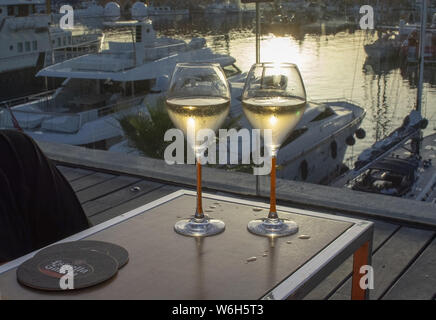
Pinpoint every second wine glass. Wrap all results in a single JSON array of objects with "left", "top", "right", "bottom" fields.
[
  {"left": 166, "top": 63, "right": 230, "bottom": 237},
  {"left": 242, "top": 62, "right": 307, "bottom": 237}
]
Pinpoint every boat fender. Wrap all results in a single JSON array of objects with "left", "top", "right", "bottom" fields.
[
  {"left": 300, "top": 160, "right": 308, "bottom": 181},
  {"left": 346, "top": 136, "right": 356, "bottom": 146},
  {"left": 355, "top": 128, "right": 366, "bottom": 139},
  {"left": 330, "top": 141, "right": 338, "bottom": 159},
  {"left": 419, "top": 119, "right": 428, "bottom": 130},
  {"left": 402, "top": 115, "right": 410, "bottom": 128}
]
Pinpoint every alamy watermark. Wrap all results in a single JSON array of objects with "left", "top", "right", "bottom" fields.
[
  {"left": 359, "top": 265, "right": 375, "bottom": 290},
  {"left": 59, "top": 5, "right": 74, "bottom": 30},
  {"left": 164, "top": 128, "right": 273, "bottom": 176},
  {"left": 59, "top": 264, "right": 74, "bottom": 290},
  {"left": 360, "top": 5, "right": 374, "bottom": 30}
]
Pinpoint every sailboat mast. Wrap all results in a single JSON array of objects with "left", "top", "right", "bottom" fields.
[
  {"left": 416, "top": 0, "right": 427, "bottom": 113},
  {"left": 46, "top": 0, "right": 51, "bottom": 14},
  {"left": 413, "top": 0, "right": 427, "bottom": 157}
]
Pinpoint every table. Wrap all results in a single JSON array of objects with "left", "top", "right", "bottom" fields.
[{"left": 0, "top": 190, "right": 373, "bottom": 300}]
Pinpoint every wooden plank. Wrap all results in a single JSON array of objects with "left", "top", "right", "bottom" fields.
[
  {"left": 329, "top": 227, "right": 435, "bottom": 300},
  {"left": 81, "top": 179, "right": 163, "bottom": 218},
  {"left": 70, "top": 172, "right": 116, "bottom": 192},
  {"left": 76, "top": 175, "right": 142, "bottom": 204},
  {"left": 89, "top": 185, "right": 179, "bottom": 226},
  {"left": 383, "top": 237, "right": 436, "bottom": 300},
  {"left": 304, "top": 221, "right": 399, "bottom": 300},
  {"left": 56, "top": 165, "right": 94, "bottom": 182}
]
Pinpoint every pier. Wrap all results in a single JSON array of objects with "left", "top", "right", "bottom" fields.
[{"left": 37, "top": 140, "right": 436, "bottom": 300}]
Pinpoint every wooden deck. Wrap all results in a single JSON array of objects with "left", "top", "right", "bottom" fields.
[{"left": 57, "top": 164, "right": 436, "bottom": 300}]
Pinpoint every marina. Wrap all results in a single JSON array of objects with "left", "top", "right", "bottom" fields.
[{"left": 0, "top": 0, "right": 435, "bottom": 302}]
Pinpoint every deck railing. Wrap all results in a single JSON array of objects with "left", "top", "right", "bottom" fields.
[{"left": 0, "top": 95, "right": 145, "bottom": 134}]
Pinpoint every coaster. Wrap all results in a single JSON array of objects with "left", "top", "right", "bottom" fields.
[
  {"left": 17, "top": 250, "right": 118, "bottom": 291},
  {"left": 36, "top": 241, "right": 129, "bottom": 269}
]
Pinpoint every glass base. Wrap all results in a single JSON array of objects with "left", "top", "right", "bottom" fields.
[
  {"left": 174, "top": 216, "right": 225, "bottom": 237},
  {"left": 247, "top": 217, "right": 298, "bottom": 237}
]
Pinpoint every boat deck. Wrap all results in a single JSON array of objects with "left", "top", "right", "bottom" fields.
[
  {"left": 399, "top": 134, "right": 436, "bottom": 203},
  {"left": 56, "top": 164, "right": 436, "bottom": 300}
]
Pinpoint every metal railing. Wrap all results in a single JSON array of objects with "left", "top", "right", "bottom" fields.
[
  {"left": 1, "top": 95, "right": 144, "bottom": 134},
  {"left": 0, "top": 90, "right": 56, "bottom": 108}
]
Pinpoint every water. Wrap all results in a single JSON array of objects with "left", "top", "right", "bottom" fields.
[
  {"left": 153, "top": 14, "right": 436, "bottom": 165},
  {"left": 9, "top": 12, "right": 433, "bottom": 170}
]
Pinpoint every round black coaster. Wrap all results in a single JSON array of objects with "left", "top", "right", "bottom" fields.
[
  {"left": 17, "top": 250, "right": 118, "bottom": 291},
  {"left": 36, "top": 241, "right": 129, "bottom": 269}
]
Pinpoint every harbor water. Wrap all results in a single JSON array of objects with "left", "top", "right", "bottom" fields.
[
  {"left": 3, "top": 12, "right": 436, "bottom": 169},
  {"left": 151, "top": 14, "right": 436, "bottom": 166}
]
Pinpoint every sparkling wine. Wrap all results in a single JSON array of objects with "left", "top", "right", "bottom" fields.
[
  {"left": 242, "top": 96, "right": 307, "bottom": 153},
  {"left": 166, "top": 96, "right": 230, "bottom": 152}
]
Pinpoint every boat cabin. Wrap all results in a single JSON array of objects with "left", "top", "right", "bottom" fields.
[{"left": 0, "top": 0, "right": 42, "bottom": 20}]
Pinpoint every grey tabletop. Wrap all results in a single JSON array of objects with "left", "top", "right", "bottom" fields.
[{"left": 0, "top": 190, "right": 373, "bottom": 300}]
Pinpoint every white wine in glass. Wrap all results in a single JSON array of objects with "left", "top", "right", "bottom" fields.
[
  {"left": 242, "top": 63, "right": 307, "bottom": 237},
  {"left": 166, "top": 63, "right": 230, "bottom": 237}
]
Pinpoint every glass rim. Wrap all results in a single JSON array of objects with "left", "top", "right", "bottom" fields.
[{"left": 175, "top": 62, "right": 222, "bottom": 68}]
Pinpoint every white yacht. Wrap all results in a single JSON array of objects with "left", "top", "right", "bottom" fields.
[
  {"left": 0, "top": 2, "right": 237, "bottom": 148},
  {"left": 147, "top": 6, "right": 189, "bottom": 16},
  {"left": 112, "top": 71, "right": 366, "bottom": 184},
  {"left": 73, "top": 1, "right": 104, "bottom": 18},
  {"left": 205, "top": 1, "right": 242, "bottom": 14},
  {"left": 225, "top": 76, "right": 366, "bottom": 184},
  {"left": 0, "top": 0, "right": 101, "bottom": 99}
]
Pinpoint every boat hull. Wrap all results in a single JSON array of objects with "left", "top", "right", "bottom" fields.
[{"left": 277, "top": 101, "right": 365, "bottom": 184}]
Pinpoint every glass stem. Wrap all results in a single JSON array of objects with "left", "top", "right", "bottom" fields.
[
  {"left": 268, "top": 156, "right": 278, "bottom": 220},
  {"left": 195, "top": 159, "right": 204, "bottom": 219}
]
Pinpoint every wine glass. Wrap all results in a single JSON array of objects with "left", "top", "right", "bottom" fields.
[
  {"left": 166, "top": 63, "right": 231, "bottom": 237},
  {"left": 242, "top": 62, "right": 307, "bottom": 237}
]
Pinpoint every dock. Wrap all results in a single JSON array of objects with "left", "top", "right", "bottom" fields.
[{"left": 35, "top": 139, "right": 436, "bottom": 300}]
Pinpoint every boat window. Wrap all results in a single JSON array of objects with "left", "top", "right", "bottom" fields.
[
  {"left": 9, "top": 45, "right": 13, "bottom": 51},
  {"left": 17, "top": 42, "right": 23, "bottom": 53},
  {"left": 0, "top": 8, "right": 3, "bottom": 14},
  {"left": 58, "top": 38, "right": 61, "bottom": 47},
  {"left": 32, "top": 41, "right": 37, "bottom": 51},
  {"left": 310, "top": 106, "right": 335, "bottom": 122},
  {"left": 223, "top": 64, "right": 241, "bottom": 78},
  {"left": 281, "top": 127, "right": 309, "bottom": 148},
  {"left": 25, "top": 41, "right": 30, "bottom": 52},
  {"left": 133, "top": 80, "right": 151, "bottom": 94},
  {"left": 18, "top": 4, "right": 29, "bottom": 17},
  {"left": 7, "top": 6, "right": 13, "bottom": 16},
  {"left": 63, "top": 37, "right": 66, "bottom": 46}
]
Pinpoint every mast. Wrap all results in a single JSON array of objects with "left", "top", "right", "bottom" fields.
[
  {"left": 416, "top": 0, "right": 427, "bottom": 113},
  {"left": 46, "top": 0, "right": 51, "bottom": 14},
  {"left": 414, "top": 0, "right": 427, "bottom": 156}
]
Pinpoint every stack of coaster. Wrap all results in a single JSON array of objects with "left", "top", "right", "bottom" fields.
[{"left": 16, "top": 241, "right": 129, "bottom": 291}]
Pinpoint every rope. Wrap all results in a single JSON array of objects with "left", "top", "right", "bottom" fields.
[{"left": 4, "top": 103, "right": 23, "bottom": 132}]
